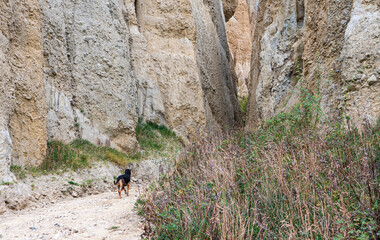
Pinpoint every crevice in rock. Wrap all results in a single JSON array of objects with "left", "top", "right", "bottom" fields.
[
  {"left": 296, "top": 0, "right": 305, "bottom": 27},
  {"left": 134, "top": 0, "right": 138, "bottom": 19}
]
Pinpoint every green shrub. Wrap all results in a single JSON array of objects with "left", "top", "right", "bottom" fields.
[
  {"left": 10, "top": 165, "right": 27, "bottom": 179},
  {"left": 136, "top": 119, "right": 178, "bottom": 151}
]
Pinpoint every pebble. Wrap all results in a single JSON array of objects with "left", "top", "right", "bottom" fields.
[{"left": 367, "top": 75, "right": 377, "bottom": 85}]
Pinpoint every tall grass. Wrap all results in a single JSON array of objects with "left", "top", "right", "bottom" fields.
[{"left": 136, "top": 89, "right": 380, "bottom": 239}]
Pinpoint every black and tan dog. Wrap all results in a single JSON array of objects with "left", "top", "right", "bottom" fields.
[{"left": 114, "top": 169, "right": 131, "bottom": 198}]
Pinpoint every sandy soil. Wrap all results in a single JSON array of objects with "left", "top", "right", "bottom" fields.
[
  {"left": 0, "top": 187, "right": 144, "bottom": 240},
  {"left": 0, "top": 158, "right": 174, "bottom": 240}
]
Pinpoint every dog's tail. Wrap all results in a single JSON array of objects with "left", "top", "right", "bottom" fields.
[{"left": 114, "top": 179, "right": 119, "bottom": 185}]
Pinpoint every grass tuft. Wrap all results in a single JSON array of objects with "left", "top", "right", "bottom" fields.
[
  {"left": 136, "top": 119, "right": 178, "bottom": 152},
  {"left": 238, "top": 95, "right": 249, "bottom": 125}
]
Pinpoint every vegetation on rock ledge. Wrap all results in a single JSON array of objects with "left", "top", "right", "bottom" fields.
[{"left": 11, "top": 120, "right": 181, "bottom": 179}]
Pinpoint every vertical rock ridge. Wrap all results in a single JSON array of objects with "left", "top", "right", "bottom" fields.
[
  {"left": 226, "top": 0, "right": 252, "bottom": 96},
  {"left": 4, "top": 0, "right": 47, "bottom": 167}
]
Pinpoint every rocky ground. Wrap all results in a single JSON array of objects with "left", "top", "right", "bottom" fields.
[
  {"left": 0, "top": 158, "right": 172, "bottom": 239},
  {"left": 0, "top": 190, "right": 143, "bottom": 240}
]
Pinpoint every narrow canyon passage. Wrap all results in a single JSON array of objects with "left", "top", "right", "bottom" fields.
[{"left": 0, "top": 0, "right": 379, "bottom": 238}]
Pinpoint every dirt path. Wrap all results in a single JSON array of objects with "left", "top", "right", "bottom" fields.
[{"left": 0, "top": 187, "right": 144, "bottom": 240}]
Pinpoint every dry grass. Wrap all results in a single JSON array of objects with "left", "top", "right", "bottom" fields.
[{"left": 136, "top": 93, "right": 379, "bottom": 240}]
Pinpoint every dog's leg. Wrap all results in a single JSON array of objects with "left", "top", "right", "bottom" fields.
[
  {"left": 127, "top": 182, "right": 130, "bottom": 196},
  {"left": 123, "top": 186, "right": 127, "bottom": 195},
  {"left": 118, "top": 183, "right": 122, "bottom": 198}
]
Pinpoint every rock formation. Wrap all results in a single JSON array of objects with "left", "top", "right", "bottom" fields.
[
  {"left": 1, "top": 0, "right": 47, "bottom": 181},
  {"left": 226, "top": 0, "right": 252, "bottom": 96},
  {"left": 132, "top": 0, "right": 241, "bottom": 143},
  {"left": 43, "top": 0, "right": 139, "bottom": 154},
  {"left": 0, "top": 0, "right": 240, "bottom": 182},
  {"left": 4, "top": 0, "right": 378, "bottom": 185},
  {"left": 246, "top": 0, "right": 380, "bottom": 128}
]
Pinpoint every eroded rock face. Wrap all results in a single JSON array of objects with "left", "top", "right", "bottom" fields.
[
  {"left": 226, "top": 0, "right": 252, "bottom": 96},
  {"left": 133, "top": 0, "right": 241, "bottom": 142},
  {"left": 0, "top": 0, "right": 47, "bottom": 181},
  {"left": 43, "top": 0, "right": 139, "bottom": 152},
  {"left": 0, "top": 0, "right": 240, "bottom": 180},
  {"left": 133, "top": 0, "right": 207, "bottom": 143},
  {"left": 247, "top": 0, "right": 380, "bottom": 127},
  {"left": 339, "top": 1, "right": 380, "bottom": 127}
]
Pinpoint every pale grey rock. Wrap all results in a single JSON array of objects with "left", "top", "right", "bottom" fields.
[
  {"left": 247, "top": 0, "right": 380, "bottom": 128},
  {"left": 129, "top": 24, "right": 167, "bottom": 126},
  {"left": 0, "top": 5, "right": 15, "bottom": 182},
  {"left": 191, "top": 0, "right": 242, "bottom": 129},
  {"left": 42, "top": 0, "right": 139, "bottom": 152},
  {"left": 137, "top": 78, "right": 167, "bottom": 126},
  {"left": 1, "top": 184, "right": 33, "bottom": 210},
  {"left": 71, "top": 191, "right": 78, "bottom": 198},
  {"left": 0, "top": 129, "right": 16, "bottom": 183},
  {"left": 133, "top": 0, "right": 241, "bottom": 143},
  {"left": 339, "top": 0, "right": 380, "bottom": 126},
  {"left": 0, "top": 0, "right": 241, "bottom": 178},
  {"left": 45, "top": 82, "right": 76, "bottom": 143},
  {"left": 367, "top": 75, "right": 378, "bottom": 85}
]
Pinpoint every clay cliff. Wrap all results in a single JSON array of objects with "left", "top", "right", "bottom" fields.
[
  {"left": 1, "top": 0, "right": 379, "bottom": 183},
  {"left": 0, "top": 0, "right": 240, "bottom": 182},
  {"left": 1, "top": 1, "right": 47, "bottom": 181},
  {"left": 246, "top": 0, "right": 380, "bottom": 128},
  {"left": 226, "top": 0, "right": 252, "bottom": 96},
  {"left": 132, "top": 0, "right": 241, "bottom": 143}
]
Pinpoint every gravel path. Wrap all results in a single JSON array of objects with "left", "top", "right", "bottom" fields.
[{"left": 0, "top": 188, "right": 144, "bottom": 240}]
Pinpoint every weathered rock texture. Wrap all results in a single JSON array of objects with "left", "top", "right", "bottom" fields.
[
  {"left": 0, "top": 0, "right": 240, "bottom": 181},
  {"left": 132, "top": 0, "right": 241, "bottom": 143},
  {"left": 223, "top": 0, "right": 239, "bottom": 21},
  {"left": 226, "top": 0, "right": 252, "bottom": 96},
  {"left": 1, "top": 0, "right": 47, "bottom": 182},
  {"left": 42, "top": 0, "right": 139, "bottom": 153},
  {"left": 246, "top": 0, "right": 380, "bottom": 128}
]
